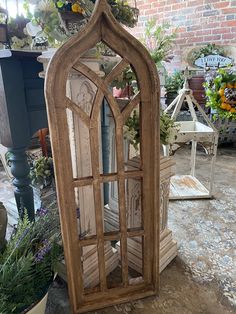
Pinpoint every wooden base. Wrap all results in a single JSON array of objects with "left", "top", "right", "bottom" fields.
[
  {"left": 116, "top": 229, "right": 177, "bottom": 274},
  {"left": 170, "top": 175, "right": 211, "bottom": 200}
]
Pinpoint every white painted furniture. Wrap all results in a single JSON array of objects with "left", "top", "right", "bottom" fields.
[{"left": 164, "top": 68, "right": 218, "bottom": 200}]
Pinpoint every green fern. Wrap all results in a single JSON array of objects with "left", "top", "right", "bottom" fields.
[{"left": 0, "top": 204, "right": 62, "bottom": 313}]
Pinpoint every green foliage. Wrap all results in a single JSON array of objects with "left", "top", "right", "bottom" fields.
[
  {"left": 23, "top": 0, "right": 33, "bottom": 19},
  {"left": 165, "top": 70, "right": 184, "bottom": 93},
  {"left": 33, "top": 0, "right": 68, "bottom": 44},
  {"left": 204, "top": 68, "right": 236, "bottom": 121},
  {"left": 124, "top": 110, "right": 140, "bottom": 150},
  {"left": 0, "top": 206, "right": 62, "bottom": 314},
  {"left": 160, "top": 111, "right": 177, "bottom": 145},
  {"left": 190, "top": 43, "right": 226, "bottom": 63},
  {"left": 30, "top": 156, "right": 54, "bottom": 188},
  {"left": 124, "top": 110, "right": 177, "bottom": 148},
  {"left": 108, "top": 0, "right": 139, "bottom": 28},
  {"left": 111, "top": 67, "right": 138, "bottom": 96},
  {"left": 141, "top": 19, "right": 177, "bottom": 65}
]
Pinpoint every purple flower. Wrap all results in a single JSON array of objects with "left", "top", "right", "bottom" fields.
[
  {"left": 36, "top": 208, "right": 48, "bottom": 217},
  {"left": 35, "top": 239, "right": 52, "bottom": 263}
]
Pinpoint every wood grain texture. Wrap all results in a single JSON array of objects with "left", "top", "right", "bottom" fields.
[{"left": 44, "top": 0, "right": 160, "bottom": 312}]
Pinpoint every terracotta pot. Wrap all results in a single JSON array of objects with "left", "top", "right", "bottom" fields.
[{"left": 189, "top": 75, "right": 206, "bottom": 106}]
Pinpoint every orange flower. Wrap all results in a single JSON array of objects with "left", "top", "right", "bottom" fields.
[
  {"left": 221, "top": 96, "right": 227, "bottom": 102},
  {"left": 227, "top": 83, "right": 234, "bottom": 88},
  {"left": 220, "top": 103, "right": 228, "bottom": 110},
  {"left": 226, "top": 104, "right": 232, "bottom": 111},
  {"left": 218, "top": 88, "right": 225, "bottom": 96},
  {"left": 230, "top": 108, "right": 236, "bottom": 113}
]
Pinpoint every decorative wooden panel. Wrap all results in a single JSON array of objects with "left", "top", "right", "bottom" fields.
[{"left": 45, "top": 0, "right": 160, "bottom": 312}]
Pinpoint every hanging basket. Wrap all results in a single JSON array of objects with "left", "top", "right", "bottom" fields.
[{"left": 58, "top": 11, "right": 87, "bottom": 35}]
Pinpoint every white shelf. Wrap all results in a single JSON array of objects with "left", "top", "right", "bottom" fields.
[{"left": 169, "top": 175, "right": 212, "bottom": 200}]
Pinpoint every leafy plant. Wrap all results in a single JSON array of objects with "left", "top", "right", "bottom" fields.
[
  {"left": 111, "top": 66, "right": 138, "bottom": 98},
  {"left": 141, "top": 19, "right": 177, "bottom": 66},
  {"left": 32, "top": 0, "right": 68, "bottom": 44},
  {"left": 160, "top": 111, "right": 178, "bottom": 145},
  {"left": 124, "top": 110, "right": 140, "bottom": 150},
  {"left": 165, "top": 70, "right": 184, "bottom": 94},
  {"left": 0, "top": 205, "right": 62, "bottom": 314},
  {"left": 124, "top": 110, "right": 178, "bottom": 148},
  {"left": 30, "top": 156, "right": 54, "bottom": 188},
  {"left": 204, "top": 67, "right": 236, "bottom": 121},
  {"left": 108, "top": 0, "right": 139, "bottom": 28}
]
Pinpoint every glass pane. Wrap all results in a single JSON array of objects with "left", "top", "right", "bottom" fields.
[
  {"left": 103, "top": 181, "right": 120, "bottom": 232},
  {"left": 126, "top": 177, "right": 143, "bottom": 230},
  {"left": 67, "top": 72, "right": 97, "bottom": 117},
  {"left": 75, "top": 186, "right": 96, "bottom": 239},
  {"left": 82, "top": 245, "right": 99, "bottom": 290},
  {"left": 100, "top": 101, "right": 117, "bottom": 175},
  {"left": 127, "top": 236, "right": 143, "bottom": 284},
  {"left": 66, "top": 108, "right": 92, "bottom": 178},
  {"left": 105, "top": 241, "right": 121, "bottom": 289}
]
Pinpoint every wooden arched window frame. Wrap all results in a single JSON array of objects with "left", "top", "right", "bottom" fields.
[{"left": 45, "top": 0, "right": 160, "bottom": 312}]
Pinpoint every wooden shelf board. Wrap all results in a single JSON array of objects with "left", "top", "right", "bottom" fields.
[{"left": 169, "top": 175, "right": 212, "bottom": 200}]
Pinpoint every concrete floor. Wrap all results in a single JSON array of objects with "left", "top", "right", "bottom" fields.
[{"left": 1, "top": 146, "right": 236, "bottom": 313}]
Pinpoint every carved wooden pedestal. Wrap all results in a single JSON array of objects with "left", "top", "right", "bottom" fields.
[{"left": 105, "top": 156, "right": 177, "bottom": 273}]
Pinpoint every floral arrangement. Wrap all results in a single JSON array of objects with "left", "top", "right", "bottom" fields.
[
  {"left": 30, "top": 156, "right": 54, "bottom": 188},
  {"left": 55, "top": 0, "right": 139, "bottom": 27},
  {"left": 0, "top": 205, "right": 62, "bottom": 314},
  {"left": 24, "top": 0, "right": 138, "bottom": 45},
  {"left": 204, "top": 68, "right": 236, "bottom": 120}
]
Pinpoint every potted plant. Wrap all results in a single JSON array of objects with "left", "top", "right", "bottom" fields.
[
  {"left": 7, "top": 15, "right": 32, "bottom": 49},
  {"left": 164, "top": 70, "right": 184, "bottom": 106},
  {"left": 29, "top": 156, "right": 55, "bottom": 210},
  {"left": 111, "top": 66, "right": 138, "bottom": 100},
  {"left": 0, "top": 205, "right": 62, "bottom": 314}
]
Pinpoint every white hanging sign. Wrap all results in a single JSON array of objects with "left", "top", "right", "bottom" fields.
[{"left": 194, "top": 54, "right": 232, "bottom": 68}]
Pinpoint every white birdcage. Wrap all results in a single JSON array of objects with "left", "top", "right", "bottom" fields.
[{"left": 164, "top": 68, "right": 218, "bottom": 200}]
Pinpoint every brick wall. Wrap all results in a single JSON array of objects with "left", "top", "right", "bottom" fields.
[{"left": 129, "top": 0, "right": 236, "bottom": 71}]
